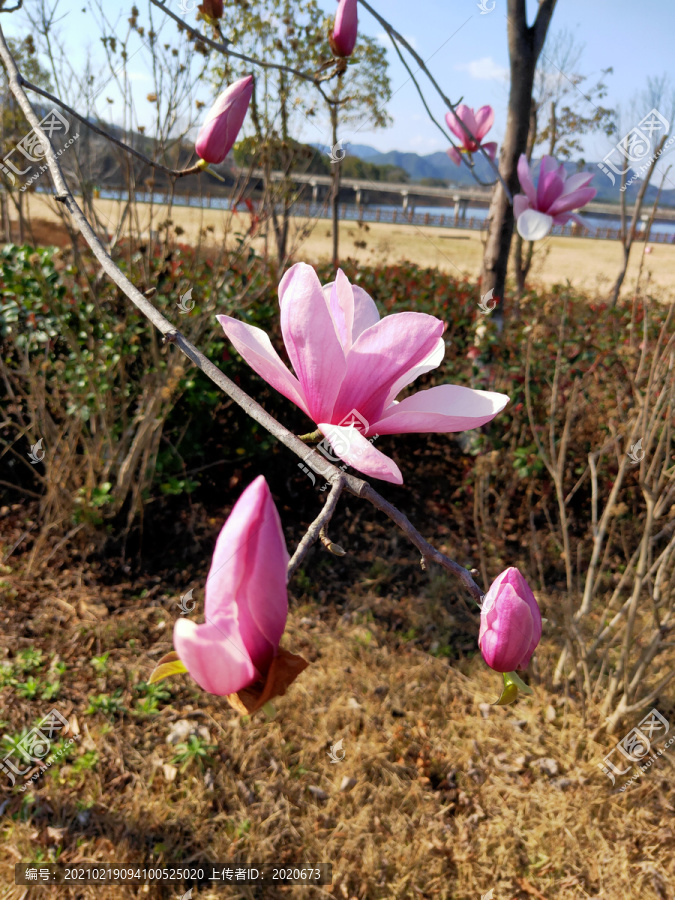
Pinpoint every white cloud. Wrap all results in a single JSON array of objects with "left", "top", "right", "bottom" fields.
[{"left": 455, "top": 56, "right": 508, "bottom": 81}]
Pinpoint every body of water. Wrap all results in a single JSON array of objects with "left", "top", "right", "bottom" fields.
[{"left": 58, "top": 188, "right": 675, "bottom": 241}]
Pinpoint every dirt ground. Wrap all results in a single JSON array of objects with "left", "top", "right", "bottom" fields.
[
  {"left": 17, "top": 193, "right": 675, "bottom": 300},
  {"left": 1, "top": 495, "right": 674, "bottom": 900}
]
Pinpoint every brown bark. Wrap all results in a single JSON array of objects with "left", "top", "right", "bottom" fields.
[
  {"left": 480, "top": 0, "right": 557, "bottom": 329},
  {"left": 330, "top": 101, "right": 340, "bottom": 265}
]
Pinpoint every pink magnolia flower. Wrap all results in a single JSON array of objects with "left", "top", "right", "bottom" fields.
[
  {"left": 218, "top": 264, "right": 509, "bottom": 485},
  {"left": 330, "top": 0, "right": 358, "bottom": 58},
  {"left": 173, "top": 476, "right": 290, "bottom": 696},
  {"left": 478, "top": 567, "right": 542, "bottom": 673},
  {"left": 514, "top": 154, "right": 596, "bottom": 241},
  {"left": 195, "top": 75, "right": 254, "bottom": 165},
  {"left": 446, "top": 104, "right": 497, "bottom": 166}
]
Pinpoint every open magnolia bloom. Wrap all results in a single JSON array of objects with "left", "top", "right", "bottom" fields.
[
  {"left": 514, "top": 154, "right": 596, "bottom": 241},
  {"left": 150, "top": 476, "right": 307, "bottom": 715},
  {"left": 445, "top": 104, "right": 498, "bottom": 165},
  {"left": 218, "top": 264, "right": 509, "bottom": 484}
]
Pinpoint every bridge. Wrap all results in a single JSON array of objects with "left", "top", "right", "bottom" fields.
[{"left": 238, "top": 168, "right": 675, "bottom": 223}]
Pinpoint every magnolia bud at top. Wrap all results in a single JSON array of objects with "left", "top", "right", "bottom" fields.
[
  {"left": 195, "top": 75, "right": 254, "bottom": 165},
  {"left": 330, "top": 0, "right": 358, "bottom": 58},
  {"left": 478, "top": 567, "right": 542, "bottom": 673}
]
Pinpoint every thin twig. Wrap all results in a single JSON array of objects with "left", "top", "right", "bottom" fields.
[
  {"left": 287, "top": 475, "right": 346, "bottom": 578},
  {"left": 358, "top": 0, "right": 512, "bottom": 201},
  {"left": 19, "top": 78, "right": 204, "bottom": 179},
  {"left": 147, "top": 0, "right": 331, "bottom": 103}
]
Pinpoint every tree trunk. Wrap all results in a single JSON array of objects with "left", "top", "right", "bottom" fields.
[
  {"left": 609, "top": 132, "right": 668, "bottom": 306},
  {"left": 513, "top": 102, "right": 538, "bottom": 297},
  {"left": 272, "top": 70, "right": 290, "bottom": 265},
  {"left": 480, "top": 0, "right": 557, "bottom": 329},
  {"left": 330, "top": 101, "right": 340, "bottom": 266}
]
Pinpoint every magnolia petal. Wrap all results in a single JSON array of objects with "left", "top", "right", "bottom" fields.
[
  {"left": 279, "top": 263, "right": 346, "bottom": 423},
  {"left": 332, "top": 0, "right": 358, "bottom": 57},
  {"left": 479, "top": 583, "right": 534, "bottom": 673},
  {"left": 559, "top": 171, "right": 595, "bottom": 196},
  {"left": 546, "top": 186, "right": 597, "bottom": 217},
  {"left": 517, "top": 209, "right": 554, "bottom": 241},
  {"left": 446, "top": 146, "right": 462, "bottom": 166},
  {"left": 317, "top": 423, "right": 403, "bottom": 483},
  {"left": 517, "top": 154, "right": 537, "bottom": 206},
  {"left": 537, "top": 169, "right": 565, "bottom": 212},
  {"left": 474, "top": 105, "right": 494, "bottom": 141},
  {"left": 204, "top": 477, "right": 287, "bottom": 672},
  {"left": 382, "top": 336, "right": 446, "bottom": 407},
  {"left": 513, "top": 193, "right": 530, "bottom": 222},
  {"left": 333, "top": 311, "right": 445, "bottom": 425},
  {"left": 328, "top": 269, "right": 355, "bottom": 350},
  {"left": 351, "top": 284, "right": 381, "bottom": 339},
  {"left": 217, "top": 315, "right": 310, "bottom": 417},
  {"left": 481, "top": 141, "right": 498, "bottom": 161},
  {"left": 173, "top": 617, "right": 261, "bottom": 696},
  {"left": 445, "top": 108, "right": 466, "bottom": 143},
  {"left": 371, "top": 384, "right": 509, "bottom": 435},
  {"left": 195, "top": 76, "right": 253, "bottom": 165}
]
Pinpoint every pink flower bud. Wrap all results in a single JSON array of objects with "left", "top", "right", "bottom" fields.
[
  {"left": 331, "top": 0, "right": 358, "bottom": 58},
  {"left": 478, "top": 567, "right": 542, "bottom": 672},
  {"left": 195, "top": 75, "right": 254, "bottom": 165}
]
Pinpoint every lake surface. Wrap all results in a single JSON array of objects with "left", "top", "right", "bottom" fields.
[{"left": 65, "top": 188, "right": 675, "bottom": 240}]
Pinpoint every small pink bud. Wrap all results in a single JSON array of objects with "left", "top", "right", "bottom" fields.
[
  {"left": 331, "top": 0, "right": 358, "bottom": 58},
  {"left": 478, "top": 567, "right": 542, "bottom": 672},
  {"left": 195, "top": 75, "right": 254, "bottom": 165}
]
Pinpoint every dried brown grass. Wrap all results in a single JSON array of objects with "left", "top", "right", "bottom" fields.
[{"left": 1, "top": 558, "right": 673, "bottom": 900}]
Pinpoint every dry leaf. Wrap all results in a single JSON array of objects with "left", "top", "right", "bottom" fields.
[
  {"left": 226, "top": 647, "right": 308, "bottom": 715},
  {"left": 148, "top": 651, "right": 188, "bottom": 684}
]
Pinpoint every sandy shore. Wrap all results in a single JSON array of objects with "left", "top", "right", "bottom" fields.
[{"left": 22, "top": 193, "right": 675, "bottom": 299}]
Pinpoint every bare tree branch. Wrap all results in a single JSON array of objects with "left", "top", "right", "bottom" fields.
[
  {"left": 18, "top": 77, "right": 204, "bottom": 179},
  {"left": 147, "top": 0, "right": 332, "bottom": 103}
]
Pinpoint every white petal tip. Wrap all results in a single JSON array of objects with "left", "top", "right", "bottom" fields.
[{"left": 517, "top": 210, "right": 554, "bottom": 242}]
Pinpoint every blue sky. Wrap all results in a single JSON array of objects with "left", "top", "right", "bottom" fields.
[{"left": 2, "top": 0, "right": 674, "bottom": 166}]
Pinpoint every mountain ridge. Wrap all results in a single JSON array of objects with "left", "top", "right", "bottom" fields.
[{"left": 315, "top": 142, "right": 675, "bottom": 207}]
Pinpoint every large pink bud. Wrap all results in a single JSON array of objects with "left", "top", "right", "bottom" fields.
[
  {"left": 478, "top": 567, "right": 542, "bottom": 672},
  {"left": 195, "top": 75, "right": 254, "bottom": 165},
  {"left": 330, "top": 0, "right": 358, "bottom": 58}
]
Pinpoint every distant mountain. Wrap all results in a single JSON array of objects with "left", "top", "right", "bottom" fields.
[
  {"left": 345, "top": 143, "right": 382, "bottom": 160},
  {"left": 345, "top": 145, "right": 675, "bottom": 208}
]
